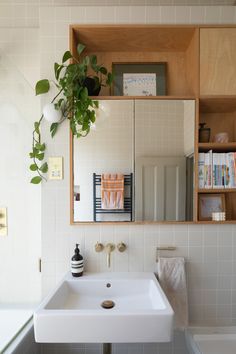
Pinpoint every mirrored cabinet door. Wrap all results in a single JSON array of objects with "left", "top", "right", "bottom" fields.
[
  {"left": 135, "top": 100, "right": 195, "bottom": 222},
  {"left": 73, "top": 100, "right": 134, "bottom": 222},
  {"left": 72, "top": 99, "right": 195, "bottom": 223}
]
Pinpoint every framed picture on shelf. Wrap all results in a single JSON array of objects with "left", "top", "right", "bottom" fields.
[
  {"left": 123, "top": 73, "right": 156, "bottom": 96},
  {"left": 198, "top": 193, "right": 226, "bottom": 221},
  {"left": 112, "top": 62, "right": 167, "bottom": 96}
]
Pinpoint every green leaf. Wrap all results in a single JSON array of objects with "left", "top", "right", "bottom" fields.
[
  {"left": 57, "top": 98, "right": 64, "bottom": 108},
  {"left": 40, "top": 162, "right": 48, "bottom": 173},
  {"left": 50, "top": 123, "right": 58, "bottom": 138},
  {"left": 31, "top": 176, "right": 42, "bottom": 184},
  {"left": 62, "top": 51, "right": 72, "bottom": 63},
  {"left": 77, "top": 43, "right": 86, "bottom": 56},
  {"left": 80, "top": 87, "right": 88, "bottom": 100},
  {"left": 54, "top": 62, "right": 60, "bottom": 77},
  {"left": 90, "top": 110, "right": 96, "bottom": 123},
  {"left": 83, "top": 55, "right": 90, "bottom": 66},
  {"left": 106, "top": 72, "right": 114, "bottom": 86},
  {"left": 54, "top": 64, "right": 64, "bottom": 80},
  {"left": 30, "top": 163, "right": 38, "bottom": 171},
  {"left": 35, "top": 143, "right": 46, "bottom": 151},
  {"left": 93, "top": 100, "right": 99, "bottom": 108},
  {"left": 35, "top": 79, "right": 50, "bottom": 96},
  {"left": 93, "top": 76, "right": 100, "bottom": 90},
  {"left": 90, "top": 55, "right": 97, "bottom": 66},
  {"left": 29, "top": 152, "right": 35, "bottom": 158},
  {"left": 99, "top": 66, "right": 107, "bottom": 75},
  {"left": 36, "top": 153, "right": 44, "bottom": 161}
]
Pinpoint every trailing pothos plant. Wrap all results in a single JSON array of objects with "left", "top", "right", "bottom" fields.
[{"left": 29, "top": 43, "right": 113, "bottom": 184}]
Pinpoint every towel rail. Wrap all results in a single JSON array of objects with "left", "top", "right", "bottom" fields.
[
  {"left": 93, "top": 173, "right": 133, "bottom": 222},
  {"left": 156, "top": 246, "right": 177, "bottom": 262},
  {"left": 156, "top": 246, "right": 176, "bottom": 251}
]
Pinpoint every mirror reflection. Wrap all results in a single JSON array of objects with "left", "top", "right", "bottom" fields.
[{"left": 72, "top": 99, "right": 195, "bottom": 223}]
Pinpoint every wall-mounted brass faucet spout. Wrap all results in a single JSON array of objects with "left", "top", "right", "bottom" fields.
[{"left": 105, "top": 243, "right": 115, "bottom": 268}]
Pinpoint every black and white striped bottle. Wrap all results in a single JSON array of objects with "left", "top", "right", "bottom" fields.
[{"left": 71, "top": 244, "right": 83, "bottom": 277}]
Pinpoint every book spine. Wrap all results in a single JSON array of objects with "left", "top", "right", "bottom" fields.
[
  {"left": 213, "top": 153, "right": 217, "bottom": 188},
  {"left": 204, "top": 152, "right": 209, "bottom": 188},
  {"left": 198, "top": 153, "right": 205, "bottom": 189},
  {"left": 225, "top": 153, "right": 230, "bottom": 188}
]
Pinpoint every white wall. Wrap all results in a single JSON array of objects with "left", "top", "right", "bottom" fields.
[
  {"left": 0, "top": 43, "right": 41, "bottom": 304},
  {"left": 1, "top": 3, "right": 236, "bottom": 354}
]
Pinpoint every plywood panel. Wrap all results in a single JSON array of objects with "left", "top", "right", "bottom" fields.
[
  {"left": 87, "top": 51, "right": 190, "bottom": 96},
  {"left": 186, "top": 28, "right": 199, "bottom": 96},
  {"left": 200, "top": 96, "right": 236, "bottom": 113},
  {"left": 72, "top": 25, "right": 196, "bottom": 52},
  {"left": 200, "top": 28, "right": 236, "bottom": 95},
  {"left": 200, "top": 112, "right": 236, "bottom": 142},
  {"left": 225, "top": 193, "right": 236, "bottom": 220}
]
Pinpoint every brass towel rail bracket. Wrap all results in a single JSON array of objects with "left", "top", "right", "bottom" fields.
[{"left": 156, "top": 246, "right": 177, "bottom": 262}]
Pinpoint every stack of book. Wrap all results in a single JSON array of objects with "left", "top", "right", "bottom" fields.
[{"left": 198, "top": 151, "right": 236, "bottom": 189}]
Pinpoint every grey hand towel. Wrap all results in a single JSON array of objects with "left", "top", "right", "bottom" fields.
[{"left": 157, "top": 257, "right": 188, "bottom": 329}]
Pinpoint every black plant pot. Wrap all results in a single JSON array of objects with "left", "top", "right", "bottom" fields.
[{"left": 83, "top": 77, "right": 101, "bottom": 96}]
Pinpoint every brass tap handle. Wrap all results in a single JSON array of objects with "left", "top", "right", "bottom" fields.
[
  {"left": 117, "top": 242, "right": 127, "bottom": 252},
  {"left": 95, "top": 242, "right": 104, "bottom": 252}
]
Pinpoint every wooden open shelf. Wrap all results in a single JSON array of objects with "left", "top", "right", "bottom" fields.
[
  {"left": 92, "top": 95, "right": 196, "bottom": 100},
  {"left": 200, "top": 96, "right": 236, "bottom": 113},
  {"left": 70, "top": 25, "right": 199, "bottom": 97},
  {"left": 71, "top": 25, "right": 196, "bottom": 52},
  {"left": 198, "top": 188, "right": 236, "bottom": 193},
  {"left": 198, "top": 142, "right": 236, "bottom": 152}
]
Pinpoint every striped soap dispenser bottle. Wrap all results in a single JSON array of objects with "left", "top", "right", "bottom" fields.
[{"left": 71, "top": 244, "right": 83, "bottom": 277}]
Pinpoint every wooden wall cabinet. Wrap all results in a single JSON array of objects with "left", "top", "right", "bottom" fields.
[
  {"left": 200, "top": 28, "right": 236, "bottom": 95},
  {"left": 70, "top": 25, "right": 236, "bottom": 224}
]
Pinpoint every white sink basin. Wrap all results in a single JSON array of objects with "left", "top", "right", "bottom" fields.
[{"left": 34, "top": 272, "right": 174, "bottom": 343}]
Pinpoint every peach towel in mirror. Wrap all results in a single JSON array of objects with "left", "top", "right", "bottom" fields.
[{"left": 101, "top": 174, "right": 124, "bottom": 209}]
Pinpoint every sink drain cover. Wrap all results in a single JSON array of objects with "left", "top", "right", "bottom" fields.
[{"left": 101, "top": 300, "right": 115, "bottom": 309}]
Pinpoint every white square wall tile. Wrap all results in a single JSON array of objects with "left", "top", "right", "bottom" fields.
[
  {"left": 189, "top": 247, "right": 203, "bottom": 263},
  {"left": 219, "top": 246, "right": 233, "bottom": 261},
  {"left": 203, "top": 232, "right": 218, "bottom": 247},
  {"left": 221, "top": 6, "right": 235, "bottom": 23},
  {"left": 146, "top": 6, "right": 161, "bottom": 24},
  {"left": 218, "top": 225, "right": 233, "bottom": 246},
  {"left": 205, "top": 6, "right": 221, "bottom": 24},
  {"left": 115, "top": 6, "right": 130, "bottom": 24},
  {"left": 40, "top": 7, "right": 55, "bottom": 23},
  {"left": 174, "top": 230, "right": 188, "bottom": 247},
  {"left": 84, "top": 6, "right": 101, "bottom": 23},
  {"left": 100, "top": 7, "right": 116, "bottom": 23},
  {"left": 203, "top": 247, "right": 218, "bottom": 262},
  {"left": 130, "top": 6, "right": 146, "bottom": 23},
  {"left": 69, "top": 7, "right": 86, "bottom": 23},
  {"left": 160, "top": 6, "right": 176, "bottom": 24},
  {"left": 175, "top": 6, "right": 190, "bottom": 24},
  {"left": 55, "top": 6, "right": 70, "bottom": 22},
  {"left": 190, "top": 6, "right": 205, "bottom": 24},
  {"left": 189, "top": 232, "right": 203, "bottom": 247}
]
